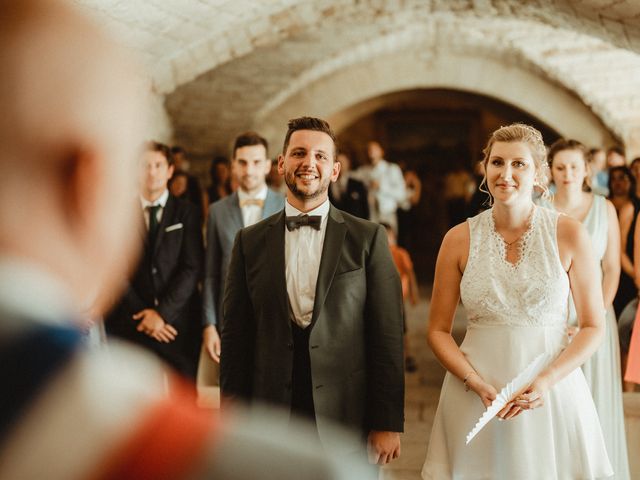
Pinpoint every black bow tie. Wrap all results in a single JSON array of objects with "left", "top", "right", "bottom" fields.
[{"left": 285, "top": 214, "right": 322, "bottom": 231}]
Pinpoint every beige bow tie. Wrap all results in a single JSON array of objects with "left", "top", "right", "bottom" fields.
[{"left": 239, "top": 198, "right": 264, "bottom": 208}]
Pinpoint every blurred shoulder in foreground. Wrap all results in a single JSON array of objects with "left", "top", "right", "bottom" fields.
[{"left": 0, "top": 1, "right": 375, "bottom": 478}]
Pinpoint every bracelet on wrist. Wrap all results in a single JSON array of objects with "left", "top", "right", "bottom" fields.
[{"left": 463, "top": 371, "right": 477, "bottom": 392}]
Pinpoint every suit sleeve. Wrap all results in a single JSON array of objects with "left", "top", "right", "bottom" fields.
[
  {"left": 202, "top": 207, "right": 221, "bottom": 327},
  {"left": 365, "top": 224, "right": 405, "bottom": 432},
  {"left": 121, "top": 285, "right": 147, "bottom": 314},
  {"left": 156, "top": 205, "right": 203, "bottom": 324},
  {"left": 220, "top": 229, "right": 255, "bottom": 401}
]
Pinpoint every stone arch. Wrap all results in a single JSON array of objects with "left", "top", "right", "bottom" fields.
[
  {"left": 148, "top": 1, "right": 640, "bottom": 95},
  {"left": 166, "top": 14, "right": 638, "bottom": 155},
  {"left": 253, "top": 49, "right": 613, "bottom": 153},
  {"left": 75, "top": 0, "right": 640, "bottom": 153}
]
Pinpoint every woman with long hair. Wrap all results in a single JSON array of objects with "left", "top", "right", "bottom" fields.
[
  {"left": 545, "top": 138, "right": 629, "bottom": 479},
  {"left": 608, "top": 166, "right": 635, "bottom": 215}
]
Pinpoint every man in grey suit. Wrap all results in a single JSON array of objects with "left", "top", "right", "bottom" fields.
[
  {"left": 222, "top": 117, "right": 404, "bottom": 465},
  {"left": 202, "top": 131, "right": 284, "bottom": 362}
]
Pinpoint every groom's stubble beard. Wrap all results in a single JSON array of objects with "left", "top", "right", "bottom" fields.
[{"left": 284, "top": 166, "right": 331, "bottom": 201}]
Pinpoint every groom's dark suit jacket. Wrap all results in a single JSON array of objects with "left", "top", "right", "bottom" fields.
[
  {"left": 221, "top": 205, "right": 404, "bottom": 442},
  {"left": 106, "top": 195, "right": 203, "bottom": 378}
]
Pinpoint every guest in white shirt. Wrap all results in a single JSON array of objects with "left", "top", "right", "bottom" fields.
[{"left": 355, "top": 141, "right": 407, "bottom": 233}]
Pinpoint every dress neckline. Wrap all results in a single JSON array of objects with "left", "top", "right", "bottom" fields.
[{"left": 489, "top": 206, "right": 537, "bottom": 269}]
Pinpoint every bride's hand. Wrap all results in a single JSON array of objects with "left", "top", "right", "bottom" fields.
[
  {"left": 466, "top": 374, "right": 497, "bottom": 408},
  {"left": 513, "top": 376, "right": 549, "bottom": 411},
  {"left": 497, "top": 375, "right": 550, "bottom": 420}
]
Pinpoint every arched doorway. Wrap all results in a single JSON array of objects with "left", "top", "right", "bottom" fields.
[{"left": 334, "top": 88, "right": 561, "bottom": 283}]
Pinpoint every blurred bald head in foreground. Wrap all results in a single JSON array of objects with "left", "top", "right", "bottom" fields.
[
  {"left": 0, "top": 2, "right": 374, "bottom": 478},
  {"left": 0, "top": 0, "right": 145, "bottom": 315}
]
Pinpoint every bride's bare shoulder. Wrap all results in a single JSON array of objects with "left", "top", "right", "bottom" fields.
[
  {"left": 556, "top": 212, "right": 591, "bottom": 269},
  {"left": 556, "top": 212, "right": 585, "bottom": 240},
  {"left": 440, "top": 220, "right": 471, "bottom": 255}
]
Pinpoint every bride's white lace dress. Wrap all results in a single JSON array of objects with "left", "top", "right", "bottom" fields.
[{"left": 422, "top": 206, "right": 613, "bottom": 480}]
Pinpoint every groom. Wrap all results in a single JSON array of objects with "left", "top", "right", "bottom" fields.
[{"left": 221, "top": 117, "right": 405, "bottom": 464}]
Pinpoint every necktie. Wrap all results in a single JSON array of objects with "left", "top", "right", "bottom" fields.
[
  {"left": 147, "top": 205, "right": 161, "bottom": 243},
  {"left": 285, "top": 215, "right": 322, "bottom": 231},
  {"left": 239, "top": 198, "right": 265, "bottom": 208}
]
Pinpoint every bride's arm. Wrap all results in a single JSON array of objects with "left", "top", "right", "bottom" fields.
[
  {"left": 427, "top": 222, "right": 497, "bottom": 407},
  {"left": 529, "top": 216, "right": 605, "bottom": 394}
]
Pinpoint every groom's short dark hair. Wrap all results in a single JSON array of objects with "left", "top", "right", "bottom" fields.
[{"left": 282, "top": 117, "right": 337, "bottom": 159}]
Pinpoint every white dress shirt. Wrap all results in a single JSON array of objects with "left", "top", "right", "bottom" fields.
[
  {"left": 140, "top": 189, "right": 169, "bottom": 230},
  {"left": 355, "top": 159, "right": 406, "bottom": 229},
  {"left": 284, "top": 199, "right": 330, "bottom": 328},
  {"left": 238, "top": 185, "right": 268, "bottom": 227}
]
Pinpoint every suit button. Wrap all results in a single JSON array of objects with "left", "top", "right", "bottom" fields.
[
  {"left": 152, "top": 267, "right": 158, "bottom": 274},
  {"left": 287, "top": 342, "right": 294, "bottom": 350}
]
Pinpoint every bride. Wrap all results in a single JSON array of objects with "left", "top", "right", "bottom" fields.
[{"left": 422, "top": 124, "right": 612, "bottom": 479}]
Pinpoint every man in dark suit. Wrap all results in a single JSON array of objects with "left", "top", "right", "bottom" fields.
[
  {"left": 106, "top": 142, "right": 203, "bottom": 379},
  {"left": 202, "top": 131, "right": 284, "bottom": 363},
  {"left": 329, "top": 151, "right": 370, "bottom": 219},
  {"left": 222, "top": 117, "right": 404, "bottom": 465}
]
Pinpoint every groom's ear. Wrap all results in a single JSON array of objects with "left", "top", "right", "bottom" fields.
[
  {"left": 330, "top": 157, "right": 341, "bottom": 183},
  {"left": 277, "top": 154, "right": 285, "bottom": 175}
]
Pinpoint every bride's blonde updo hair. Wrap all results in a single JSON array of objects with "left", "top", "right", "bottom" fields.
[{"left": 479, "top": 123, "right": 550, "bottom": 202}]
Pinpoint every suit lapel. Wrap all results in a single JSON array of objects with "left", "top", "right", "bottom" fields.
[
  {"left": 266, "top": 211, "right": 289, "bottom": 320},
  {"left": 228, "top": 192, "right": 244, "bottom": 229},
  {"left": 153, "top": 195, "right": 175, "bottom": 255},
  {"left": 310, "top": 206, "right": 346, "bottom": 328}
]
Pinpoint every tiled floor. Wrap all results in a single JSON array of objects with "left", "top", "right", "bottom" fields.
[{"left": 381, "top": 297, "right": 468, "bottom": 480}]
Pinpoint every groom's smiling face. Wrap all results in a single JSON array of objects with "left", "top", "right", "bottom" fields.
[{"left": 278, "top": 129, "right": 340, "bottom": 202}]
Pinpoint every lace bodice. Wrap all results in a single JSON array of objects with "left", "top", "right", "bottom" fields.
[{"left": 460, "top": 206, "right": 569, "bottom": 327}]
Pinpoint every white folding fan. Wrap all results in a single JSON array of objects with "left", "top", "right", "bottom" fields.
[{"left": 465, "top": 351, "right": 555, "bottom": 444}]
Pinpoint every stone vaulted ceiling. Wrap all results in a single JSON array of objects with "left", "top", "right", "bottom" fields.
[{"left": 74, "top": 0, "right": 640, "bottom": 156}]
